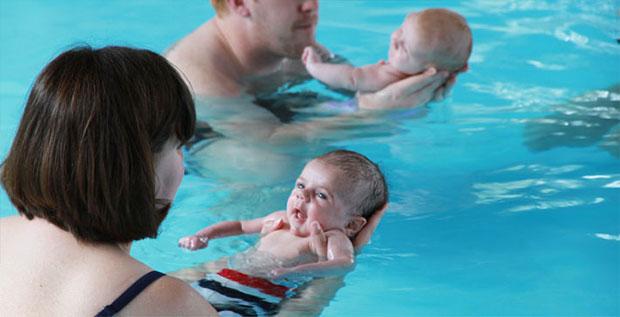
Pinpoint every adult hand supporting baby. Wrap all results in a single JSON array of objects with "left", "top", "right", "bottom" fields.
[
  {"left": 357, "top": 68, "right": 450, "bottom": 110},
  {"left": 353, "top": 203, "right": 388, "bottom": 253}
]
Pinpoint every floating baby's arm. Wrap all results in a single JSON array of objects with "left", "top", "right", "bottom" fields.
[
  {"left": 271, "top": 231, "right": 355, "bottom": 278},
  {"left": 303, "top": 47, "right": 404, "bottom": 92},
  {"left": 178, "top": 211, "right": 284, "bottom": 250}
]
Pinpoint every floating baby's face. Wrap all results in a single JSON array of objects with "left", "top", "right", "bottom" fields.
[
  {"left": 388, "top": 13, "right": 428, "bottom": 74},
  {"left": 285, "top": 160, "right": 351, "bottom": 237}
]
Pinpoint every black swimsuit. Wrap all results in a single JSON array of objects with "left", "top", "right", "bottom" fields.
[{"left": 95, "top": 271, "right": 165, "bottom": 317}]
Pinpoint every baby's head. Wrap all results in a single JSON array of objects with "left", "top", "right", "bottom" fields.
[
  {"left": 286, "top": 150, "right": 388, "bottom": 239},
  {"left": 389, "top": 8, "right": 472, "bottom": 74}
]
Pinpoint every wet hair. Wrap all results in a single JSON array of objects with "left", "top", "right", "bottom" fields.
[
  {"left": 315, "top": 150, "right": 388, "bottom": 219},
  {"left": 0, "top": 46, "right": 196, "bottom": 244},
  {"left": 413, "top": 8, "right": 473, "bottom": 72}
]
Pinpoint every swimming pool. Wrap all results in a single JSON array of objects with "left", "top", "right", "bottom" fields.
[{"left": 1, "top": 1, "right": 618, "bottom": 315}]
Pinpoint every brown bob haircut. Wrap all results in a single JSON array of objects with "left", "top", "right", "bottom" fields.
[{"left": 1, "top": 46, "right": 196, "bottom": 244}]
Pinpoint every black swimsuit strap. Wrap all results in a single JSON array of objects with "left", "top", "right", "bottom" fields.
[{"left": 95, "top": 271, "right": 165, "bottom": 317}]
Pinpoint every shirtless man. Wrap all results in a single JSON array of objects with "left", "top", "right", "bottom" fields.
[{"left": 166, "top": 0, "right": 453, "bottom": 109}]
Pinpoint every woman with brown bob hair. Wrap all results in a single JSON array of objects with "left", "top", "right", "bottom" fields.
[{"left": 0, "top": 46, "right": 216, "bottom": 316}]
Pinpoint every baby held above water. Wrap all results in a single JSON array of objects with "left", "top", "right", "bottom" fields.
[{"left": 303, "top": 8, "right": 472, "bottom": 93}]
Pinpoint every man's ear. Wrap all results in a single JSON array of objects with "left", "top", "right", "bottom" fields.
[
  {"left": 457, "top": 63, "right": 469, "bottom": 73},
  {"left": 226, "top": 0, "right": 251, "bottom": 17},
  {"left": 345, "top": 216, "right": 368, "bottom": 238}
]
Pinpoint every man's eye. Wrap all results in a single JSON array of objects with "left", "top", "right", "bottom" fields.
[
  {"left": 297, "top": 183, "right": 305, "bottom": 189},
  {"left": 317, "top": 192, "right": 327, "bottom": 199}
]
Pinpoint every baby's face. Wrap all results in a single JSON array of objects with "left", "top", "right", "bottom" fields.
[
  {"left": 285, "top": 160, "right": 351, "bottom": 237},
  {"left": 388, "top": 13, "right": 428, "bottom": 74}
]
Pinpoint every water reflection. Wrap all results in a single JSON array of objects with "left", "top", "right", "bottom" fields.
[
  {"left": 523, "top": 84, "right": 620, "bottom": 158},
  {"left": 186, "top": 92, "right": 412, "bottom": 185},
  {"left": 472, "top": 163, "right": 616, "bottom": 213}
]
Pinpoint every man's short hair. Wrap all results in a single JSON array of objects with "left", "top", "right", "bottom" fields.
[
  {"left": 211, "top": 0, "right": 228, "bottom": 16},
  {"left": 316, "top": 150, "right": 388, "bottom": 219},
  {"left": 0, "top": 46, "right": 196, "bottom": 244}
]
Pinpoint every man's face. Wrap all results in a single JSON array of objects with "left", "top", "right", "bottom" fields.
[{"left": 249, "top": 0, "right": 319, "bottom": 58}]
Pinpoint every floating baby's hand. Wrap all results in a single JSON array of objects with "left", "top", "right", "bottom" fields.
[
  {"left": 309, "top": 221, "right": 327, "bottom": 260},
  {"left": 261, "top": 217, "right": 285, "bottom": 236},
  {"left": 178, "top": 235, "right": 209, "bottom": 250},
  {"left": 269, "top": 267, "right": 293, "bottom": 279},
  {"left": 302, "top": 46, "right": 321, "bottom": 65}
]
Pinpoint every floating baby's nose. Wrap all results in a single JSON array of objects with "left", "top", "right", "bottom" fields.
[{"left": 296, "top": 189, "right": 309, "bottom": 201}]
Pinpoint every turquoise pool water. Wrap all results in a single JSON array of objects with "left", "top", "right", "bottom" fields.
[{"left": 1, "top": 1, "right": 619, "bottom": 316}]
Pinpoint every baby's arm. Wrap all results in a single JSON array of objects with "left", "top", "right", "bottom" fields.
[
  {"left": 178, "top": 211, "right": 285, "bottom": 250},
  {"left": 271, "top": 230, "right": 355, "bottom": 278},
  {"left": 303, "top": 47, "right": 405, "bottom": 93}
]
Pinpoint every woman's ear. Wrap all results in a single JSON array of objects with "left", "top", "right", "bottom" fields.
[
  {"left": 345, "top": 216, "right": 368, "bottom": 238},
  {"left": 226, "top": 0, "right": 251, "bottom": 17}
]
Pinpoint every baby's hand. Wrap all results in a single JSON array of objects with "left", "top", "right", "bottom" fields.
[
  {"left": 269, "top": 267, "right": 293, "bottom": 279},
  {"left": 261, "top": 217, "right": 285, "bottom": 236},
  {"left": 178, "top": 235, "right": 209, "bottom": 250},
  {"left": 302, "top": 46, "right": 321, "bottom": 65}
]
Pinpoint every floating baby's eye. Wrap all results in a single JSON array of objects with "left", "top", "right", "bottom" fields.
[
  {"left": 297, "top": 183, "right": 305, "bottom": 189},
  {"left": 317, "top": 192, "right": 327, "bottom": 200}
]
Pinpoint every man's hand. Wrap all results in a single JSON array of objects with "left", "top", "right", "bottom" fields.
[
  {"left": 357, "top": 68, "right": 450, "bottom": 110},
  {"left": 178, "top": 235, "right": 209, "bottom": 250}
]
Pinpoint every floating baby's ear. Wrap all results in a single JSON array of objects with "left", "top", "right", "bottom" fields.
[
  {"left": 227, "top": 0, "right": 251, "bottom": 17},
  {"left": 346, "top": 216, "right": 367, "bottom": 238}
]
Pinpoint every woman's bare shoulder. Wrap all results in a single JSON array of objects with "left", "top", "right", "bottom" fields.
[{"left": 122, "top": 275, "right": 217, "bottom": 316}]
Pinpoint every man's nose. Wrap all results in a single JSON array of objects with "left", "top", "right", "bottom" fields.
[{"left": 300, "top": 0, "right": 318, "bottom": 13}]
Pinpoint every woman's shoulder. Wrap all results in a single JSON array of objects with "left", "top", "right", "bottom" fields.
[{"left": 121, "top": 275, "right": 217, "bottom": 316}]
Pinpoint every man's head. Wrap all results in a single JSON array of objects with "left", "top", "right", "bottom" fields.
[
  {"left": 211, "top": 0, "right": 228, "bottom": 16},
  {"left": 389, "top": 8, "right": 472, "bottom": 74},
  {"left": 216, "top": 0, "right": 319, "bottom": 58},
  {"left": 286, "top": 150, "right": 388, "bottom": 238}
]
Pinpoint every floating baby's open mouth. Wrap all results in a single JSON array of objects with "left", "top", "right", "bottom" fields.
[{"left": 293, "top": 208, "right": 306, "bottom": 221}]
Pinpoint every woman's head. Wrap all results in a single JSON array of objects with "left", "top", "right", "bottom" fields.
[{"left": 1, "top": 46, "right": 195, "bottom": 244}]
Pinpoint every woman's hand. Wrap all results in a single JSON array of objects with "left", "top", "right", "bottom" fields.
[
  {"left": 178, "top": 235, "right": 209, "bottom": 250},
  {"left": 357, "top": 68, "right": 451, "bottom": 110},
  {"left": 353, "top": 203, "right": 388, "bottom": 253}
]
